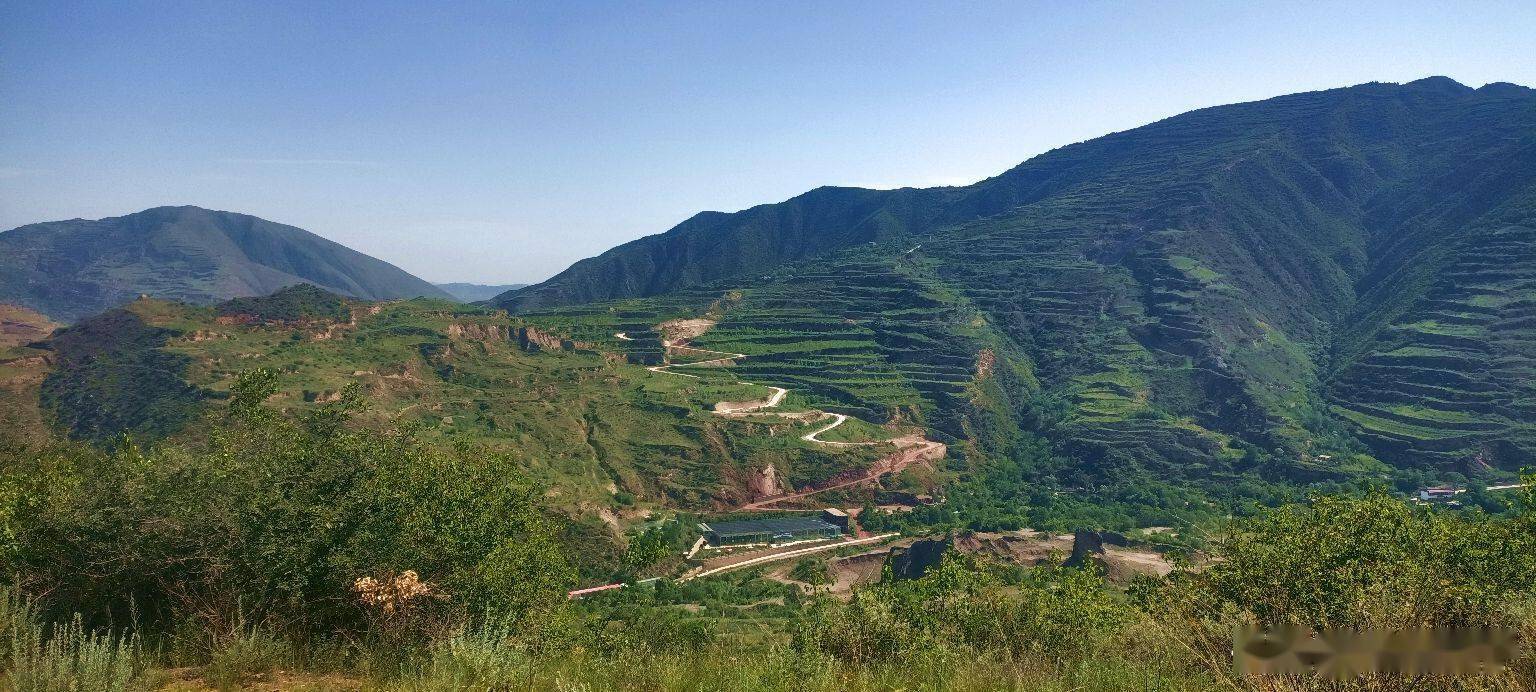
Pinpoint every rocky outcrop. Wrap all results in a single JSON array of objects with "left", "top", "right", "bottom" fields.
[
  {"left": 1066, "top": 530, "right": 1109, "bottom": 572},
  {"left": 887, "top": 537, "right": 950, "bottom": 581},
  {"left": 447, "top": 322, "right": 511, "bottom": 342},
  {"left": 975, "top": 348, "right": 996, "bottom": 380},
  {"left": 749, "top": 464, "right": 784, "bottom": 499},
  {"left": 515, "top": 326, "right": 594, "bottom": 352}
]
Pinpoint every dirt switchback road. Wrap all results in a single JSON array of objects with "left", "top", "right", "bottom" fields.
[{"left": 616, "top": 322, "right": 946, "bottom": 507}]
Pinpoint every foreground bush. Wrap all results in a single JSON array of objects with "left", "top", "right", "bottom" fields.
[
  {"left": 5, "top": 369, "right": 1536, "bottom": 690},
  {"left": 1137, "top": 491, "right": 1536, "bottom": 690},
  {"left": 795, "top": 554, "right": 1125, "bottom": 665},
  {"left": 0, "top": 370, "right": 575, "bottom": 639}
]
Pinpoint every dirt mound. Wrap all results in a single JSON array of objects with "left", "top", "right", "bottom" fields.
[
  {"left": 657, "top": 318, "right": 717, "bottom": 344},
  {"left": 953, "top": 531, "right": 1174, "bottom": 583}
]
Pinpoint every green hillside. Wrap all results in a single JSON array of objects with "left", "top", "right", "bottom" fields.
[
  {"left": 0, "top": 205, "right": 452, "bottom": 322},
  {"left": 500, "top": 78, "right": 1536, "bottom": 479},
  {"left": 6, "top": 287, "right": 915, "bottom": 517}
]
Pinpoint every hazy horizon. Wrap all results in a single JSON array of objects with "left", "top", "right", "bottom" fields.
[{"left": 4, "top": 1, "right": 1535, "bottom": 284}]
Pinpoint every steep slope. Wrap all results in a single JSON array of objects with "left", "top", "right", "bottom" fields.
[
  {"left": 0, "top": 206, "right": 452, "bottom": 322},
  {"left": 496, "top": 187, "right": 931, "bottom": 310},
  {"left": 500, "top": 78, "right": 1536, "bottom": 478}
]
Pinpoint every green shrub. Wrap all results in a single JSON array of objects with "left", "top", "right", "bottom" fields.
[
  {"left": 412, "top": 617, "right": 532, "bottom": 690},
  {"left": 2, "top": 371, "right": 576, "bottom": 635},
  {"left": 788, "top": 558, "right": 830, "bottom": 586},
  {"left": 1177, "top": 493, "right": 1536, "bottom": 629},
  {"left": 795, "top": 554, "right": 1125, "bottom": 665}
]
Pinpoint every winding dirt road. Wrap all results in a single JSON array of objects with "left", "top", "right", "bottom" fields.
[
  {"left": 616, "top": 325, "right": 946, "bottom": 507},
  {"left": 617, "top": 330, "right": 866, "bottom": 442}
]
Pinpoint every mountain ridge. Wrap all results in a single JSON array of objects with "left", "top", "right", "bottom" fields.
[
  {"left": 499, "top": 77, "right": 1536, "bottom": 478},
  {"left": 0, "top": 205, "right": 452, "bottom": 322},
  {"left": 495, "top": 77, "right": 1534, "bottom": 312}
]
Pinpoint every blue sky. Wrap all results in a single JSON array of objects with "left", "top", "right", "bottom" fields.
[{"left": 3, "top": 1, "right": 1534, "bottom": 283}]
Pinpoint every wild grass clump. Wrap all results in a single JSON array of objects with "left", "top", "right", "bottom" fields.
[
  {"left": 6, "top": 614, "right": 145, "bottom": 692},
  {"left": 407, "top": 617, "right": 533, "bottom": 691},
  {"left": 202, "top": 619, "right": 296, "bottom": 691}
]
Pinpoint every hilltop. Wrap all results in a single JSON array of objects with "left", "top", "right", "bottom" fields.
[
  {"left": 0, "top": 205, "right": 452, "bottom": 322},
  {"left": 498, "top": 78, "right": 1536, "bottom": 479}
]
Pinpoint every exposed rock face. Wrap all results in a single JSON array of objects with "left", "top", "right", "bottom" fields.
[
  {"left": 514, "top": 326, "right": 595, "bottom": 353},
  {"left": 517, "top": 326, "right": 566, "bottom": 352},
  {"left": 306, "top": 323, "right": 353, "bottom": 341},
  {"left": 657, "top": 318, "right": 717, "bottom": 344},
  {"left": 794, "top": 435, "right": 945, "bottom": 496},
  {"left": 1066, "top": 530, "right": 1109, "bottom": 572},
  {"left": 447, "top": 322, "right": 511, "bottom": 342},
  {"left": 887, "top": 537, "right": 951, "bottom": 581},
  {"left": 949, "top": 530, "right": 1172, "bottom": 582},
  {"left": 749, "top": 464, "right": 781, "bottom": 498},
  {"left": 975, "top": 348, "right": 996, "bottom": 380}
]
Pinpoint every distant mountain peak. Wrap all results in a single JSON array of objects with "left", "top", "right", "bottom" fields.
[
  {"left": 0, "top": 206, "right": 452, "bottom": 322},
  {"left": 1405, "top": 75, "right": 1471, "bottom": 91}
]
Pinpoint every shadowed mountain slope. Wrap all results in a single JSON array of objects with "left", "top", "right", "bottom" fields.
[{"left": 0, "top": 206, "right": 451, "bottom": 322}]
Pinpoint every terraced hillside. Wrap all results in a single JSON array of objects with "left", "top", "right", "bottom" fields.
[
  {"left": 522, "top": 253, "right": 1021, "bottom": 444},
  {"left": 0, "top": 286, "right": 926, "bottom": 520},
  {"left": 501, "top": 78, "right": 1536, "bottom": 479},
  {"left": 0, "top": 304, "right": 56, "bottom": 348},
  {"left": 1331, "top": 210, "right": 1536, "bottom": 469}
]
